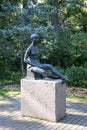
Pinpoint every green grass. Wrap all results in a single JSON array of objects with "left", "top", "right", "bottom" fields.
[
  {"left": 66, "top": 95, "right": 87, "bottom": 102},
  {"left": 0, "top": 89, "right": 20, "bottom": 97}
]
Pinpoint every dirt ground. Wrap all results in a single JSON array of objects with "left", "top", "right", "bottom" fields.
[{"left": 66, "top": 86, "right": 87, "bottom": 97}]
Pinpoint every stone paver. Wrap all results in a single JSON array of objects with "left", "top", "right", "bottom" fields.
[{"left": 0, "top": 95, "right": 87, "bottom": 130}]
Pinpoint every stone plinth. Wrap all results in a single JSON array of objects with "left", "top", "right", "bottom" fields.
[{"left": 21, "top": 78, "right": 66, "bottom": 122}]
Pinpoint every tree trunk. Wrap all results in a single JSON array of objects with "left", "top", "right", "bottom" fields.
[
  {"left": 51, "top": 11, "right": 59, "bottom": 31},
  {"left": 20, "top": 43, "right": 25, "bottom": 77}
]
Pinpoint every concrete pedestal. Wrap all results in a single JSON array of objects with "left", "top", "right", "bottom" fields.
[{"left": 21, "top": 78, "right": 66, "bottom": 122}]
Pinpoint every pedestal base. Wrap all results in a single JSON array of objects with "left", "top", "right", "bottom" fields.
[{"left": 21, "top": 78, "right": 66, "bottom": 122}]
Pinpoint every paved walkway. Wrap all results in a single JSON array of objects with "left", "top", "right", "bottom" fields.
[{"left": 0, "top": 95, "right": 87, "bottom": 130}]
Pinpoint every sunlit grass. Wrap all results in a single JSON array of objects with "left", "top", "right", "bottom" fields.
[
  {"left": 0, "top": 89, "right": 21, "bottom": 97},
  {"left": 66, "top": 95, "right": 87, "bottom": 102}
]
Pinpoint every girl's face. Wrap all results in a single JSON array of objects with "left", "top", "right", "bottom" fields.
[{"left": 33, "top": 37, "right": 39, "bottom": 44}]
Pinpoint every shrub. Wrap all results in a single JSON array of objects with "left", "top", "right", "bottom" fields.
[
  {"left": 11, "top": 71, "right": 21, "bottom": 82},
  {"left": 66, "top": 66, "right": 87, "bottom": 88},
  {"left": 0, "top": 80, "right": 13, "bottom": 86},
  {"left": 0, "top": 71, "right": 21, "bottom": 86}
]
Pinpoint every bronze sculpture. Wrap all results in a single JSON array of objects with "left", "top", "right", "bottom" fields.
[{"left": 24, "top": 34, "right": 68, "bottom": 82}]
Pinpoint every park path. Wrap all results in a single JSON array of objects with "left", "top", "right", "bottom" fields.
[{"left": 0, "top": 95, "right": 87, "bottom": 130}]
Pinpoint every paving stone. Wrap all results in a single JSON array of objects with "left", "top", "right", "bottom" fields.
[{"left": 0, "top": 95, "right": 87, "bottom": 130}]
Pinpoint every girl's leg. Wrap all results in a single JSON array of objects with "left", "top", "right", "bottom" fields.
[
  {"left": 30, "top": 66, "right": 57, "bottom": 79},
  {"left": 42, "top": 64, "right": 68, "bottom": 81},
  {"left": 30, "top": 67, "right": 45, "bottom": 75}
]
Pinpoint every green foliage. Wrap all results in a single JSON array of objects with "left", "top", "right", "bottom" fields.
[
  {"left": 0, "top": 0, "right": 87, "bottom": 88},
  {"left": 0, "top": 71, "right": 21, "bottom": 86},
  {"left": 56, "top": 65, "right": 87, "bottom": 88},
  {"left": 0, "top": 80, "right": 13, "bottom": 86},
  {"left": 70, "top": 32, "right": 87, "bottom": 66},
  {"left": 46, "top": 30, "right": 87, "bottom": 68},
  {"left": 66, "top": 66, "right": 87, "bottom": 87},
  {"left": 11, "top": 72, "right": 21, "bottom": 82},
  {"left": 65, "top": 0, "right": 87, "bottom": 32},
  {"left": 46, "top": 28, "right": 73, "bottom": 67}
]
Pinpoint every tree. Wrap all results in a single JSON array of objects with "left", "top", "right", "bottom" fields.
[
  {"left": 0, "top": 0, "right": 22, "bottom": 81},
  {"left": 0, "top": 0, "right": 87, "bottom": 85},
  {"left": 63, "top": 0, "right": 87, "bottom": 32}
]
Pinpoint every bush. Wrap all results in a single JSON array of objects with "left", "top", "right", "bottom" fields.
[
  {"left": 11, "top": 71, "right": 21, "bottom": 82},
  {"left": 66, "top": 66, "right": 87, "bottom": 88},
  {"left": 0, "top": 71, "right": 21, "bottom": 86},
  {"left": 0, "top": 79, "right": 13, "bottom": 86}
]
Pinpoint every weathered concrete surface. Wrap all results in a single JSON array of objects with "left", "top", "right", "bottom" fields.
[{"left": 21, "top": 78, "right": 66, "bottom": 122}]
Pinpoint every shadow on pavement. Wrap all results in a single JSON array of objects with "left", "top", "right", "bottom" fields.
[{"left": 0, "top": 96, "right": 87, "bottom": 130}]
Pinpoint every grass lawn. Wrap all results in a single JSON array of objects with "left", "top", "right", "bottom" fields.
[
  {"left": 0, "top": 89, "right": 20, "bottom": 97},
  {"left": 66, "top": 95, "right": 87, "bottom": 102}
]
